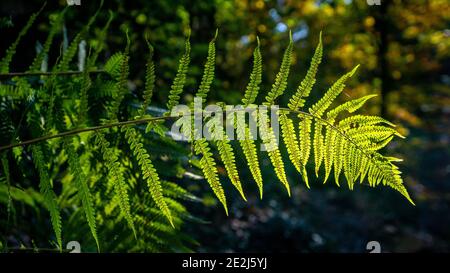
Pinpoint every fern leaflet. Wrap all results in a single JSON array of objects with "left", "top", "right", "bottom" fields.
[
  {"left": 0, "top": 3, "right": 44, "bottom": 73},
  {"left": 95, "top": 131, "right": 136, "bottom": 237},
  {"left": 64, "top": 138, "right": 100, "bottom": 250},
  {"left": 123, "top": 126, "right": 174, "bottom": 227},
  {"left": 166, "top": 32, "right": 191, "bottom": 112},
  {"left": 31, "top": 144, "right": 62, "bottom": 250}
]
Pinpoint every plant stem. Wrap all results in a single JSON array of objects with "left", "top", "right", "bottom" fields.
[
  {"left": 0, "top": 115, "right": 171, "bottom": 151},
  {"left": 0, "top": 70, "right": 106, "bottom": 78}
]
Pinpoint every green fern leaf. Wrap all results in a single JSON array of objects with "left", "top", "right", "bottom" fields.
[
  {"left": 279, "top": 112, "right": 302, "bottom": 174},
  {"left": 28, "top": 9, "right": 67, "bottom": 72},
  {"left": 236, "top": 39, "right": 263, "bottom": 198},
  {"left": 166, "top": 32, "right": 191, "bottom": 112},
  {"left": 259, "top": 113, "right": 291, "bottom": 195},
  {"left": 309, "top": 65, "right": 359, "bottom": 118},
  {"left": 77, "top": 70, "right": 92, "bottom": 126},
  {"left": 196, "top": 30, "right": 217, "bottom": 104},
  {"left": 0, "top": 4, "right": 44, "bottom": 73},
  {"left": 327, "top": 94, "right": 377, "bottom": 121},
  {"left": 322, "top": 128, "right": 337, "bottom": 183},
  {"left": 57, "top": 1, "right": 101, "bottom": 72},
  {"left": 0, "top": 153, "right": 12, "bottom": 222},
  {"left": 194, "top": 138, "right": 228, "bottom": 215},
  {"left": 123, "top": 126, "right": 174, "bottom": 226},
  {"left": 260, "top": 33, "right": 293, "bottom": 194},
  {"left": 95, "top": 131, "right": 136, "bottom": 237},
  {"left": 242, "top": 37, "right": 262, "bottom": 106},
  {"left": 190, "top": 31, "right": 232, "bottom": 210},
  {"left": 215, "top": 130, "right": 246, "bottom": 201},
  {"left": 104, "top": 52, "right": 124, "bottom": 80},
  {"left": 87, "top": 9, "right": 114, "bottom": 67},
  {"left": 288, "top": 31, "right": 323, "bottom": 110},
  {"left": 237, "top": 125, "right": 263, "bottom": 199},
  {"left": 31, "top": 144, "right": 62, "bottom": 250},
  {"left": 138, "top": 39, "right": 156, "bottom": 117},
  {"left": 109, "top": 31, "right": 130, "bottom": 120},
  {"left": 264, "top": 31, "right": 293, "bottom": 106},
  {"left": 313, "top": 121, "right": 324, "bottom": 177},
  {"left": 298, "top": 116, "right": 312, "bottom": 188},
  {"left": 64, "top": 138, "right": 99, "bottom": 251}
]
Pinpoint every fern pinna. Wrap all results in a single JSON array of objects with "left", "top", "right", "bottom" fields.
[{"left": 0, "top": 8, "right": 414, "bottom": 252}]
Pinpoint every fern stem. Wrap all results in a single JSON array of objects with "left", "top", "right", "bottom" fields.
[
  {"left": 0, "top": 107, "right": 395, "bottom": 163},
  {"left": 0, "top": 116, "right": 171, "bottom": 151},
  {"left": 0, "top": 70, "right": 106, "bottom": 78}
]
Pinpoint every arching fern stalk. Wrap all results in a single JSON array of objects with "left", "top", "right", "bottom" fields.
[{"left": 0, "top": 14, "right": 414, "bottom": 251}]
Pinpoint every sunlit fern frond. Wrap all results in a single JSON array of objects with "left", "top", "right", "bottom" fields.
[
  {"left": 264, "top": 31, "right": 293, "bottom": 106},
  {"left": 237, "top": 38, "right": 263, "bottom": 198},
  {"left": 166, "top": 32, "right": 191, "bottom": 112},
  {"left": 261, "top": 32, "right": 294, "bottom": 196},
  {"left": 193, "top": 138, "right": 228, "bottom": 215},
  {"left": 123, "top": 126, "right": 174, "bottom": 227},
  {"left": 195, "top": 29, "right": 217, "bottom": 104}
]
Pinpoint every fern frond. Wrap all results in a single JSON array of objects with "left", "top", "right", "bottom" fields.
[
  {"left": 215, "top": 131, "right": 246, "bottom": 201},
  {"left": 189, "top": 31, "right": 235, "bottom": 210},
  {"left": 264, "top": 31, "right": 293, "bottom": 106},
  {"left": 77, "top": 70, "right": 92, "bottom": 126},
  {"left": 279, "top": 112, "right": 302, "bottom": 174},
  {"left": 242, "top": 37, "right": 262, "bottom": 106},
  {"left": 92, "top": 80, "right": 117, "bottom": 98},
  {"left": 322, "top": 128, "right": 337, "bottom": 183},
  {"left": 104, "top": 52, "right": 124, "bottom": 80},
  {"left": 109, "top": 32, "right": 130, "bottom": 120},
  {"left": 203, "top": 113, "right": 246, "bottom": 200},
  {"left": 0, "top": 153, "right": 12, "bottom": 221},
  {"left": 237, "top": 125, "right": 263, "bottom": 199},
  {"left": 94, "top": 131, "right": 136, "bottom": 237},
  {"left": 234, "top": 40, "right": 264, "bottom": 197},
  {"left": 298, "top": 116, "right": 312, "bottom": 188},
  {"left": 321, "top": 108, "right": 413, "bottom": 202},
  {"left": 259, "top": 33, "right": 294, "bottom": 194},
  {"left": 31, "top": 144, "right": 62, "bottom": 250},
  {"left": 193, "top": 138, "right": 228, "bottom": 215},
  {"left": 338, "top": 114, "right": 395, "bottom": 129},
  {"left": 313, "top": 121, "right": 324, "bottom": 177},
  {"left": 288, "top": 32, "right": 323, "bottom": 110},
  {"left": 327, "top": 94, "right": 377, "bottom": 121},
  {"left": 0, "top": 4, "right": 44, "bottom": 73},
  {"left": 123, "top": 126, "right": 174, "bottom": 226},
  {"left": 29, "top": 9, "right": 67, "bottom": 72},
  {"left": 196, "top": 29, "right": 217, "bottom": 104},
  {"left": 87, "top": 7, "right": 113, "bottom": 67},
  {"left": 57, "top": 2, "right": 101, "bottom": 72},
  {"left": 64, "top": 138, "right": 99, "bottom": 250},
  {"left": 0, "top": 82, "right": 30, "bottom": 99},
  {"left": 259, "top": 112, "right": 291, "bottom": 195},
  {"left": 138, "top": 39, "right": 156, "bottom": 117},
  {"left": 166, "top": 32, "right": 191, "bottom": 112},
  {"left": 309, "top": 65, "right": 359, "bottom": 117}
]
